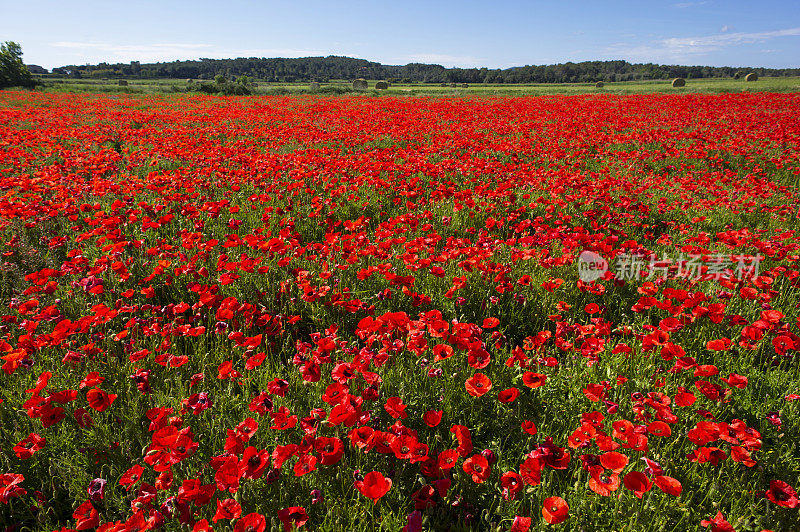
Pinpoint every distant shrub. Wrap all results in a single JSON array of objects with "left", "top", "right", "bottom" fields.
[
  {"left": 745, "top": 72, "right": 758, "bottom": 82},
  {"left": 319, "top": 85, "right": 351, "bottom": 95},
  {"left": 672, "top": 78, "right": 686, "bottom": 87},
  {"left": 265, "top": 87, "right": 292, "bottom": 95},
  {"left": 197, "top": 82, "right": 251, "bottom": 95}
]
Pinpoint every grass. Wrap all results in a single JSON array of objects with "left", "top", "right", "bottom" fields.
[
  {"left": 0, "top": 91, "right": 798, "bottom": 531},
  {"left": 33, "top": 75, "right": 800, "bottom": 96}
]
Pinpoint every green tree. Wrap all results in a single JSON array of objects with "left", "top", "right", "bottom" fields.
[{"left": 0, "top": 41, "right": 35, "bottom": 89}]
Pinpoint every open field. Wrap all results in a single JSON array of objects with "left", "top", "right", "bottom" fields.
[
  {"left": 1, "top": 91, "right": 800, "bottom": 531},
  {"left": 34, "top": 75, "right": 800, "bottom": 96}
]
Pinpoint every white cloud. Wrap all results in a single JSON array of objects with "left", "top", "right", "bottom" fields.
[
  {"left": 602, "top": 27, "right": 800, "bottom": 63},
  {"left": 662, "top": 27, "right": 800, "bottom": 54},
  {"left": 720, "top": 25, "right": 732, "bottom": 33},
  {"left": 672, "top": 1, "right": 708, "bottom": 8}
]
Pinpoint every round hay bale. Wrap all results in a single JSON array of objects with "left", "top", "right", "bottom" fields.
[
  {"left": 461, "top": 83, "right": 469, "bottom": 88},
  {"left": 352, "top": 78, "right": 368, "bottom": 91},
  {"left": 671, "top": 78, "right": 686, "bottom": 88},
  {"left": 186, "top": 79, "right": 193, "bottom": 83},
  {"left": 118, "top": 79, "right": 128, "bottom": 86},
  {"left": 595, "top": 81, "right": 604, "bottom": 88},
  {"left": 449, "top": 82, "right": 457, "bottom": 88},
  {"left": 745, "top": 72, "right": 758, "bottom": 82},
  {"left": 309, "top": 82, "right": 320, "bottom": 90},
  {"left": 440, "top": 82, "right": 448, "bottom": 87},
  {"left": 375, "top": 81, "right": 389, "bottom": 90}
]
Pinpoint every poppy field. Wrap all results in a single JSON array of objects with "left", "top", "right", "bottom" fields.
[{"left": 1, "top": 90, "right": 800, "bottom": 531}]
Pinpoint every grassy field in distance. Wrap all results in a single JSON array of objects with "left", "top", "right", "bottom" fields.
[{"left": 33, "top": 75, "right": 800, "bottom": 96}]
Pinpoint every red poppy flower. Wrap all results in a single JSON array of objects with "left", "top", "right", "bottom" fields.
[
  {"left": 462, "top": 454, "right": 490, "bottom": 483},
  {"left": 349, "top": 426, "right": 374, "bottom": 450},
  {"left": 119, "top": 464, "right": 144, "bottom": 491},
  {"left": 423, "top": 409, "right": 442, "bottom": 427},
  {"left": 467, "top": 348, "right": 491, "bottom": 369},
  {"left": 294, "top": 454, "right": 318, "bottom": 477},
  {"left": 653, "top": 475, "right": 682, "bottom": 496},
  {"left": 599, "top": 451, "right": 628, "bottom": 473},
  {"left": 0, "top": 473, "right": 26, "bottom": 504},
  {"left": 700, "top": 511, "right": 734, "bottom": 532},
  {"left": 240, "top": 447, "right": 270, "bottom": 479},
  {"left": 482, "top": 317, "right": 500, "bottom": 329},
  {"left": 432, "top": 344, "right": 453, "bottom": 361},
  {"left": 766, "top": 479, "right": 798, "bottom": 508},
  {"left": 498, "top": 387, "right": 520, "bottom": 403},
  {"left": 623, "top": 471, "right": 652, "bottom": 498},
  {"left": 647, "top": 421, "right": 672, "bottom": 437},
  {"left": 215, "top": 455, "right": 241, "bottom": 493},
  {"left": 13, "top": 433, "right": 46, "bottom": 459},
  {"left": 213, "top": 498, "right": 242, "bottom": 523},
  {"left": 588, "top": 468, "right": 620, "bottom": 496},
  {"left": 720, "top": 373, "right": 748, "bottom": 389},
  {"left": 249, "top": 392, "right": 274, "bottom": 416},
  {"left": 501, "top": 471, "right": 523, "bottom": 500},
  {"left": 674, "top": 390, "right": 696, "bottom": 407},
  {"left": 706, "top": 338, "right": 732, "bottom": 351},
  {"left": 234, "top": 512, "right": 267, "bottom": 532},
  {"left": 355, "top": 471, "right": 392, "bottom": 504},
  {"left": 520, "top": 456, "right": 543, "bottom": 486},
  {"left": 437, "top": 449, "right": 460, "bottom": 470},
  {"left": 511, "top": 516, "right": 532, "bottom": 532},
  {"left": 521, "top": 420, "right": 538, "bottom": 436},
  {"left": 314, "top": 436, "right": 344, "bottom": 466},
  {"left": 73, "top": 500, "right": 99, "bottom": 530},
  {"left": 450, "top": 425, "right": 473, "bottom": 457},
  {"left": 465, "top": 373, "right": 492, "bottom": 397},
  {"left": 542, "top": 496, "right": 569, "bottom": 524},
  {"left": 522, "top": 372, "right": 547, "bottom": 388},
  {"left": 86, "top": 388, "right": 117, "bottom": 412},
  {"left": 384, "top": 396, "right": 408, "bottom": 419}
]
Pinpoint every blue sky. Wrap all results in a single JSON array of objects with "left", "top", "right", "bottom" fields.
[{"left": 2, "top": 0, "right": 798, "bottom": 70}]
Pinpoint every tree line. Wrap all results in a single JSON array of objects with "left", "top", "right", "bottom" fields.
[{"left": 39, "top": 56, "right": 800, "bottom": 84}]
